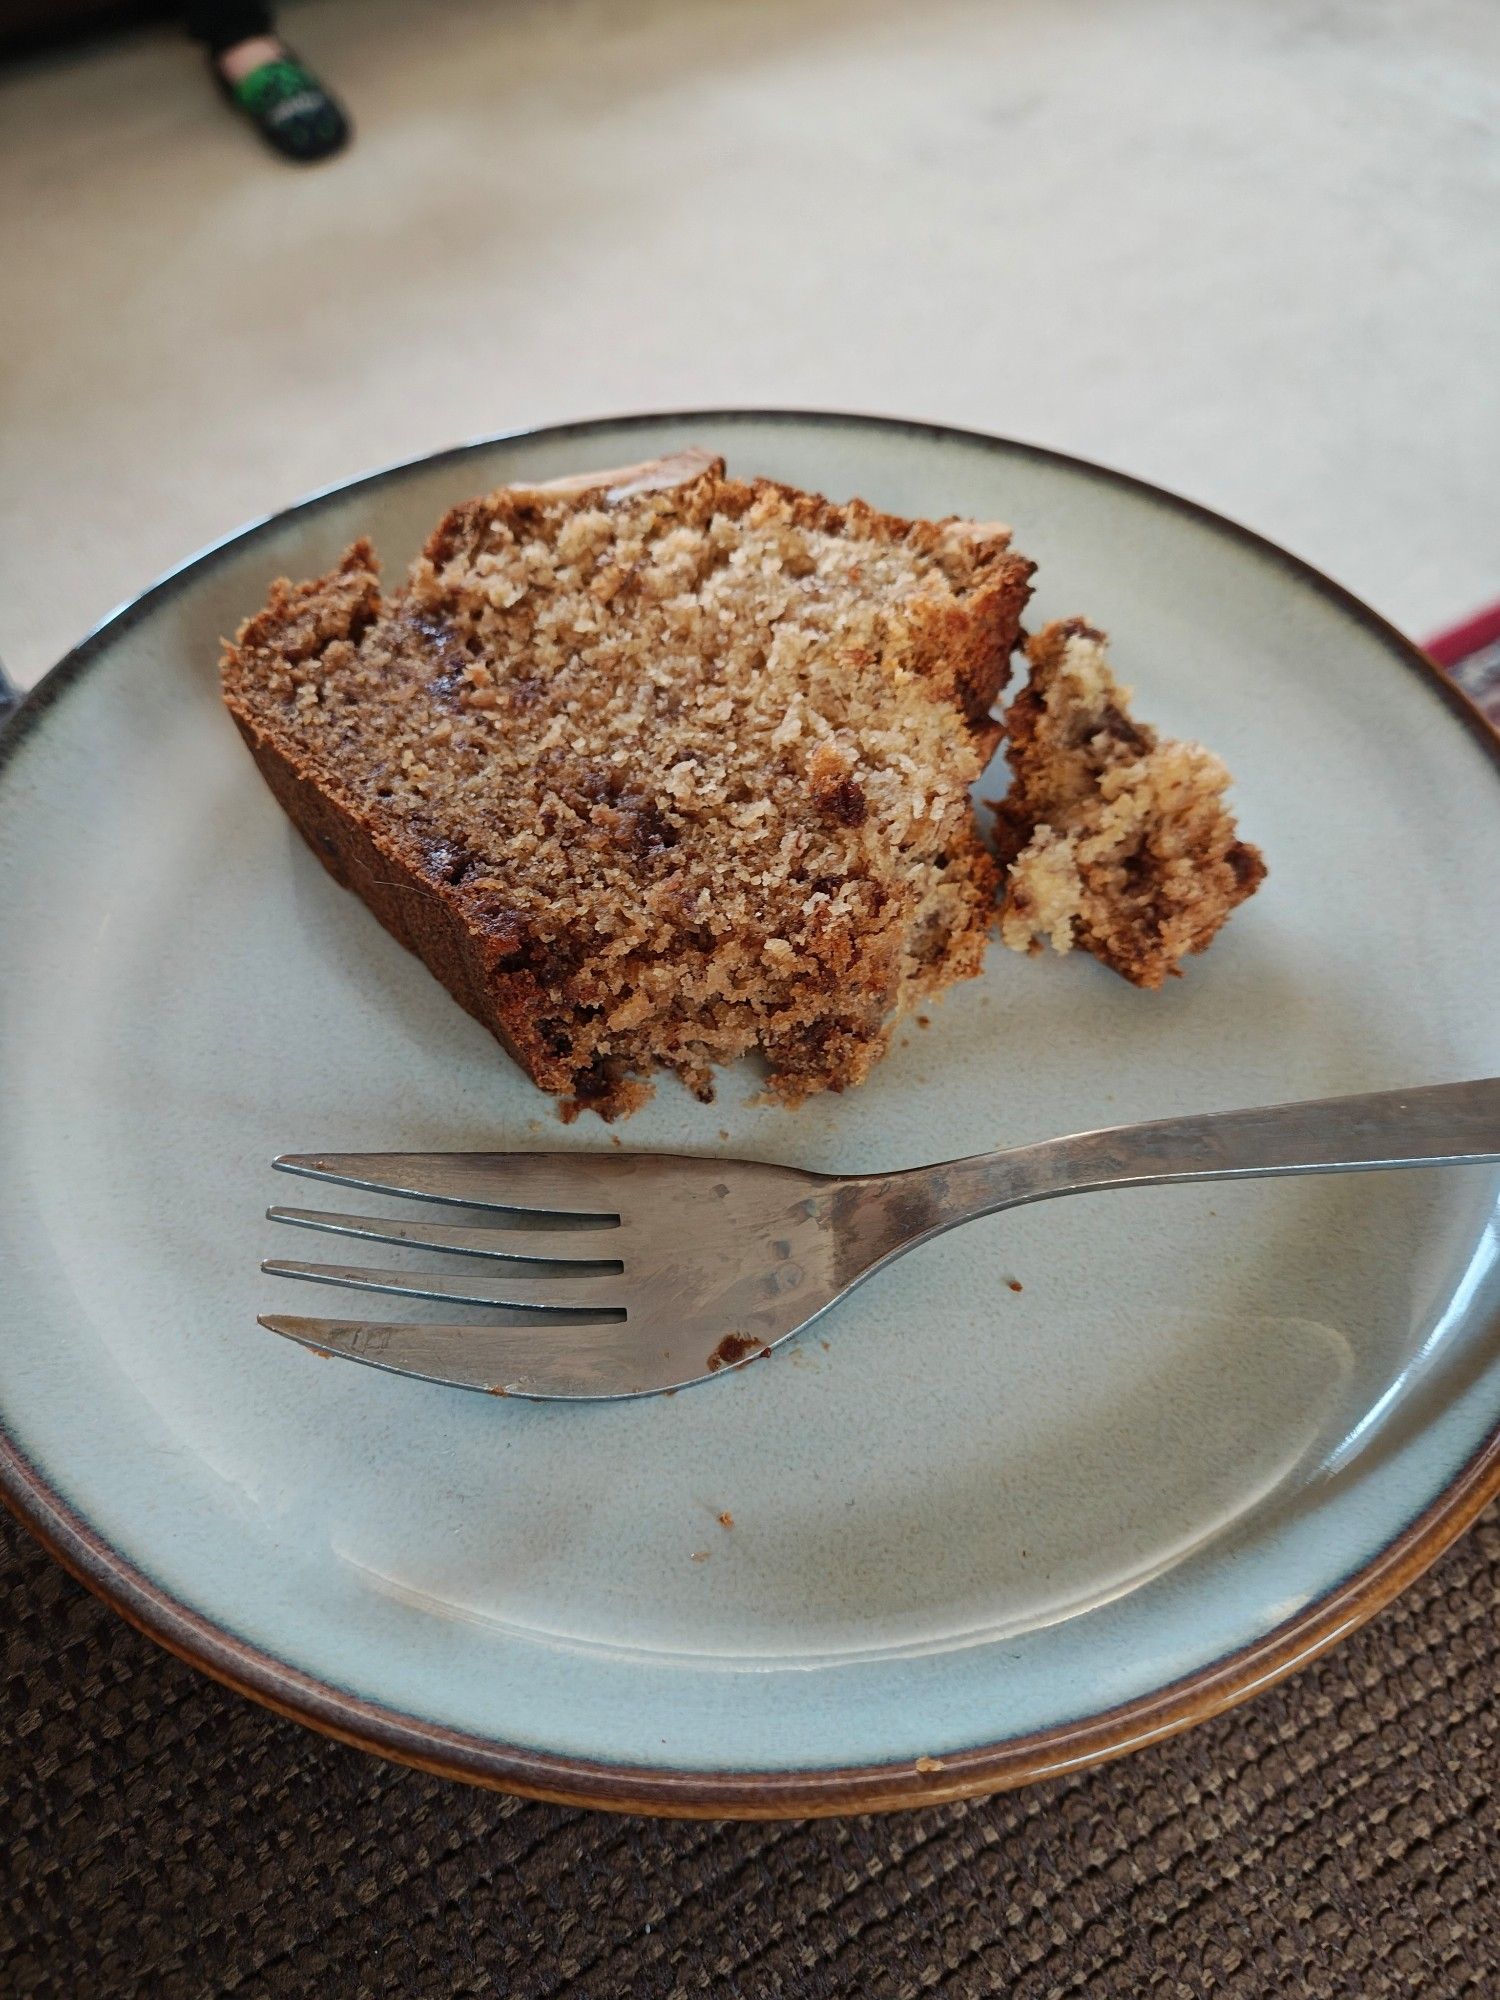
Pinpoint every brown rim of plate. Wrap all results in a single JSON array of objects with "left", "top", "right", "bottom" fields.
[{"left": 2, "top": 409, "right": 1497, "bottom": 1819}]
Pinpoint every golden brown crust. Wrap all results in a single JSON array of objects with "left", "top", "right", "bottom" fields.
[
  {"left": 225, "top": 714, "right": 564, "bottom": 1087},
  {"left": 222, "top": 554, "right": 573, "bottom": 1094},
  {"left": 993, "top": 619, "right": 1265, "bottom": 988},
  {"left": 222, "top": 455, "right": 1030, "bottom": 1115}
]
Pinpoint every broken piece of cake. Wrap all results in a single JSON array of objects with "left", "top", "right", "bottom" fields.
[
  {"left": 222, "top": 450, "right": 1034, "bottom": 1117},
  {"left": 993, "top": 619, "right": 1265, "bottom": 987}
]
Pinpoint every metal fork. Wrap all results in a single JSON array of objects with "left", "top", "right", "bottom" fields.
[
  {"left": 259, "top": 1079, "right": 1500, "bottom": 1401},
  {"left": 262, "top": 1080, "right": 1500, "bottom": 1408}
]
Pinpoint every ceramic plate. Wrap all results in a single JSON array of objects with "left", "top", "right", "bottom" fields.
[{"left": 3, "top": 412, "right": 1498, "bottom": 1817}]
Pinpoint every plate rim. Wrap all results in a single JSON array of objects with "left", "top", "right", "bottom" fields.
[{"left": 2, "top": 406, "right": 1497, "bottom": 1817}]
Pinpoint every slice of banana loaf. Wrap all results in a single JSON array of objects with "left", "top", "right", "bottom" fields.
[
  {"left": 994, "top": 619, "right": 1265, "bottom": 987},
  {"left": 222, "top": 450, "right": 1033, "bottom": 1116}
]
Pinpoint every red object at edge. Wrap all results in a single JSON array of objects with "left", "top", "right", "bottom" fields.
[{"left": 1425, "top": 601, "right": 1500, "bottom": 668}]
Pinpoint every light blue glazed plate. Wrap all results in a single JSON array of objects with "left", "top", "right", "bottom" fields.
[{"left": 2, "top": 412, "right": 1497, "bottom": 1816}]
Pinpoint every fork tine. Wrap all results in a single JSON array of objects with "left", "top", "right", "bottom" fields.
[
  {"left": 262, "top": 1258, "right": 626, "bottom": 1312},
  {"left": 272, "top": 1153, "right": 622, "bottom": 1217},
  {"left": 259, "top": 1315, "right": 653, "bottom": 1399},
  {"left": 266, "top": 1206, "right": 622, "bottom": 1265}
]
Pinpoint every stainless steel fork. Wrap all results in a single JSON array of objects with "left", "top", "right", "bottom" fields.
[{"left": 259, "top": 1078, "right": 1500, "bottom": 1401}]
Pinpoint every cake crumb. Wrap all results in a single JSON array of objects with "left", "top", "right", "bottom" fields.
[
  {"left": 717, "top": 1511, "right": 734, "bottom": 1529},
  {"left": 915, "top": 1755, "right": 945, "bottom": 1774},
  {"left": 1006, "top": 1277, "right": 1023, "bottom": 1294},
  {"left": 707, "top": 1333, "right": 771, "bottom": 1372},
  {"left": 690, "top": 1549, "right": 710, "bottom": 1563},
  {"left": 993, "top": 620, "right": 1264, "bottom": 987}
]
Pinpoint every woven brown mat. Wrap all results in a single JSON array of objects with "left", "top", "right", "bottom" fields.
[{"left": 2, "top": 1506, "right": 1496, "bottom": 1999}]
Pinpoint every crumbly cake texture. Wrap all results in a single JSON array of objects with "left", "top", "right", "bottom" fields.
[
  {"left": 993, "top": 619, "right": 1265, "bottom": 988},
  {"left": 222, "top": 450, "right": 1034, "bottom": 1117}
]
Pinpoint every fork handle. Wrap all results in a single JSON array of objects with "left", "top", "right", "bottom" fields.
[{"left": 922, "top": 1078, "right": 1500, "bottom": 1229}]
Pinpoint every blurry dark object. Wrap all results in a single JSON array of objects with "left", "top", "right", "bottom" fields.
[
  {"left": 0, "top": 0, "right": 350, "bottom": 160},
  {"left": 192, "top": 7, "right": 350, "bottom": 163},
  {"left": 183, "top": 0, "right": 266, "bottom": 53},
  {"left": 0, "top": 0, "right": 338, "bottom": 99},
  {"left": 1428, "top": 604, "right": 1500, "bottom": 727},
  {"left": 1, "top": 1, "right": 166, "bottom": 61}
]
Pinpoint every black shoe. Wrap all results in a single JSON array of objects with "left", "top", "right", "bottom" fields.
[{"left": 218, "top": 50, "right": 350, "bottom": 163}]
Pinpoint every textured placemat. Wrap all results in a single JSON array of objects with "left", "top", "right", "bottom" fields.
[{"left": 2, "top": 1504, "right": 1494, "bottom": 1998}]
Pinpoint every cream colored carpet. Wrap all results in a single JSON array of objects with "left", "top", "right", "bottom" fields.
[{"left": 3, "top": 0, "right": 1497, "bottom": 686}]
